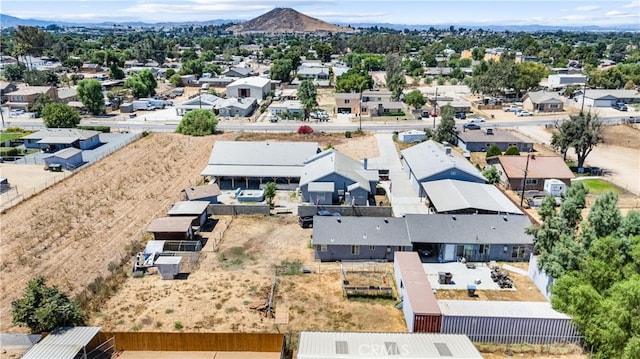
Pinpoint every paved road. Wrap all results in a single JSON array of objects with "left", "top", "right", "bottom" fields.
[{"left": 372, "top": 134, "right": 429, "bottom": 216}]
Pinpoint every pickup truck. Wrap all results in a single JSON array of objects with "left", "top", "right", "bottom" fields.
[{"left": 503, "top": 105, "right": 523, "bottom": 112}]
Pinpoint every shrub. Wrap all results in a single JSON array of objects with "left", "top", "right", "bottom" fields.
[
  {"left": 486, "top": 144, "right": 502, "bottom": 158},
  {"left": 344, "top": 131, "right": 352, "bottom": 138},
  {"left": 77, "top": 125, "right": 110, "bottom": 133},
  {"left": 176, "top": 109, "right": 218, "bottom": 136},
  {"left": 174, "top": 321, "right": 183, "bottom": 330},
  {"left": 4, "top": 126, "right": 24, "bottom": 132},
  {"left": 504, "top": 145, "right": 521, "bottom": 156},
  {"left": 297, "top": 125, "right": 314, "bottom": 135}
]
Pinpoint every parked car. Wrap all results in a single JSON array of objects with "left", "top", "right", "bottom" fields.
[
  {"left": 625, "top": 116, "right": 640, "bottom": 124},
  {"left": 516, "top": 110, "right": 534, "bottom": 116},
  {"left": 454, "top": 112, "right": 466, "bottom": 119},
  {"left": 298, "top": 216, "right": 314, "bottom": 228},
  {"left": 9, "top": 109, "right": 25, "bottom": 117},
  {"left": 467, "top": 117, "right": 485, "bottom": 123},
  {"left": 503, "top": 105, "right": 523, "bottom": 112},
  {"left": 612, "top": 102, "right": 628, "bottom": 111},
  {"left": 463, "top": 123, "right": 482, "bottom": 130}
]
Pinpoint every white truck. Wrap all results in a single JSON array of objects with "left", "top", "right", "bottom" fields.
[{"left": 132, "top": 100, "right": 155, "bottom": 111}]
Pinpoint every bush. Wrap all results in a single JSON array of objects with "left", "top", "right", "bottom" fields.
[
  {"left": 344, "top": 131, "right": 352, "bottom": 138},
  {"left": 77, "top": 125, "right": 110, "bottom": 133},
  {"left": 504, "top": 145, "right": 521, "bottom": 155},
  {"left": 386, "top": 111, "right": 405, "bottom": 117},
  {"left": 486, "top": 144, "right": 502, "bottom": 158},
  {"left": 297, "top": 125, "right": 314, "bottom": 135},
  {"left": 176, "top": 109, "right": 218, "bottom": 136},
  {"left": 0, "top": 148, "right": 20, "bottom": 156},
  {"left": 4, "top": 126, "right": 24, "bottom": 133}
]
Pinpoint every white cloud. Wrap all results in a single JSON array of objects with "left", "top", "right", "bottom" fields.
[
  {"left": 605, "top": 10, "right": 629, "bottom": 16},
  {"left": 560, "top": 15, "right": 590, "bottom": 21},
  {"left": 622, "top": 0, "right": 640, "bottom": 8},
  {"left": 575, "top": 5, "right": 599, "bottom": 11}
]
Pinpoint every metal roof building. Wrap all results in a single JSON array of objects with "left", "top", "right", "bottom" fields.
[
  {"left": 183, "top": 183, "right": 221, "bottom": 203},
  {"left": 421, "top": 179, "right": 523, "bottom": 215},
  {"left": 401, "top": 140, "right": 486, "bottom": 196},
  {"left": 394, "top": 252, "right": 442, "bottom": 333},
  {"left": 167, "top": 200, "right": 210, "bottom": 227},
  {"left": 297, "top": 331, "right": 483, "bottom": 358},
  {"left": 201, "top": 141, "right": 319, "bottom": 189},
  {"left": 312, "top": 216, "right": 411, "bottom": 247},
  {"left": 22, "top": 327, "right": 101, "bottom": 359},
  {"left": 438, "top": 300, "right": 580, "bottom": 344}
]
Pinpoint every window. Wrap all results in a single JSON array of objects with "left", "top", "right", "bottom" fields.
[
  {"left": 398, "top": 246, "right": 406, "bottom": 251},
  {"left": 344, "top": 99, "right": 350, "bottom": 104},
  {"left": 511, "top": 246, "right": 527, "bottom": 258},
  {"left": 316, "top": 244, "right": 327, "bottom": 252},
  {"left": 369, "top": 245, "right": 375, "bottom": 251},
  {"left": 549, "top": 104, "right": 560, "bottom": 109},
  {"left": 525, "top": 179, "right": 538, "bottom": 185},
  {"left": 456, "top": 245, "right": 474, "bottom": 258},
  {"left": 479, "top": 244, "right": 490, "bottom": 255},
  {"left": 351, "top": 245, "right": 360, "bottom": 255}
]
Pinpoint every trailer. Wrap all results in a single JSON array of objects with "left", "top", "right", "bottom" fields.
[{"left": 132, "top": 100, "right": 155, "bottom": 111}]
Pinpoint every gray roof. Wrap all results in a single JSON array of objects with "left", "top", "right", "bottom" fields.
[
  {"left": 215, "top": 97, "right": 256, "bottom": 110},
  {"left": 44, "top": 147, "right": 82, "bottom": 160},
  {"left": 227, "top": 76, "right": 271, "bottom": 88},
  {"left": 297, "top": 331, "right": 483, "bottom": 359},
  {"left": 183, "top": 184, "right": 221, "bottom": 200},
  {"left": 524, "top": 90, "right": 563, "bottom": 104},
  {"left": 179, "top": 94, "right": 223, "bottom": 107},
  {"left": 401, "top": 140, "right": 486, "bottom": 183},
  {"left": 422, "top": 179, "right": 522, "bottom": 215},
  {"left": 362, "top": 90, "right": 392, "bottom": 98},
  {"left": 147, "top": 217, "right": 195, "bottom": 233},
  {"left": 22, "top": 128, "right": 100, "bottom": 141},
  {"left": 437, "top": 100, "right": 471, "bottom": 108},
  {"left": 22, "top": 327, "right": 100, "bottom": 359},
  {"left": 457, "top": 129, "right": 533, "bottom": 145},
  {"left": 579, "top": 89, "right": 640, "bottom": 100},
  {"left": 224, "top": 66, "right": 253, "bottom": 76},
  {"left": 167, "top": 200, "right": 209, "bottom": 216},
  {"left": 438, "top": 300, "right": 571, "bottom": 319},
  {"left": 57, "top": 87, "right": 77, "bottom": 99},
  {"left": 300, "top": 150, "right": 378, "bottom": 191},
  {"left": 38, "top": 137, "right": 78, "bottom": 145},
  {"left": 312, "top": 216, "right": 412, "bottom": 247},
  {"left": 405, "top": 214, "right": 533, "bottom": 244},
  {"left": 202, "top": 141, "right": 318, "bottom": 178}
]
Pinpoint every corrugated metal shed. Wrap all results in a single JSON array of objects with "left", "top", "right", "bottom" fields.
[
  {"left": 439, "top": 300, "right": 579, "bottom": 344},
  {"left": 296, "top": 331, "right": 483, "bottom": 358},
  {"left": 43, "top": 147, "right": 82, "bottom": 160},
  {"left": 22, "top": 326, "right": 100, "bottom": 359},
  {"left": 422, "top": 179, "right": 523, "bottom": 215},
  {"left": 167, "top": 201, "right": 210, "bottom": 215}
]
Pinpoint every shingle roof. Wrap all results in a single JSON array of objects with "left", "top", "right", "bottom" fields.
[
  {"left": 334, "top": 92, "right": 360, "bottom": 100},
  {"left": 147, "top": 217, "right": 195, "bottom": 233},
  {"left": 579, "top": 89, "right": 640, "bottom": 100},
  {"left": 312, "top": 216, "right": 412, "bottom": 246},
  {"left": 524, "top": 90, "right": 563, "bottom": 104},
  {"left": 9, "top": 86, "right": 54, "bottom": 96},
  {"left": 183, "top": 184, "right": 221, "bottom": 200},
  {"left": 422, "top": 179, "right": 523, "bottom": 214},
  {"left": 300, "top": 150, "right": 378, "bottom": 191},
  {"left": 457, "top": 129, "right": 533, "bottom": 144},
  {"left": 44, "top": 147, "right": 82, "bottom": 160},
  {"left": 497, "top": 156, "right": 575, "bottom": 180},
  {"left": 404, "top": 214, "right": 533, "bottom": 244},
  {"left": 401, "top": 140, "right": 486, "bottom": 183}
]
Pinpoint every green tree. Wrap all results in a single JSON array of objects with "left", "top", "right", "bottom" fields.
[
  {"left": 504, "top": 145, "right": 520, "bottom": 155},
  {"left": 2, "top": 64, "right": 26, "bottom": 81},
  {"left": 551, "top": 112, "right": 603, "bottom": 170},
  {"left": 588, "top": 191, "right": 622, "bottom": 238},
  {"left": 482, "top": 166, "right": 501, "bottom": 184},
  {"left": 270, "top": 59, "right": 293, "bottom": 82},
  {"left": 41, "top": 103, "right": 81, "bottom": 128},
  {"left": 335, "top": 68, "right": 373, "bottom": 93},
  {"left": 77, "top": 79, "right": 105, "bottom": 115},
  {"left": 404, "top": 89, "right": 426, "bottom": 109},
  {"left": 176, "top": 109, "right": 217, "bottom": 136},
  {"left": 263, "top": 182, "right": 277, "bottom": 207},
  {"left": 29, "top": 93, "right": 55, "bottom": 115},
  {"left": 169, "top": 74, "right": 183, "bottom": 87},
  {"left": 485, "top": 144, "right": 502, "bottom": 158},
  {"left": 12, "top": 276, "right": 85, "bottom": 333},
  {"left": 108, "top": 63, "right": 125, "bottom": 80},
  {"left": 298, "top": 79, "right": 318, "bottom": 121},
  {"left": 385, "top": 53, "right": 406, "bottom": 101},
  {"left": 514, "top": 62, "right": 547, "bottom": 96},
  {"left": 432, "top": 106, "right": 456, "bottom": 144}
]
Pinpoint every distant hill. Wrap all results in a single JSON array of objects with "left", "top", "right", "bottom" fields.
[
  {"left": 226, "top": 8, "right": 354, "bottom": 34},
  {"left": 0, "top": 14, "right": 64, "bottom": 28}
]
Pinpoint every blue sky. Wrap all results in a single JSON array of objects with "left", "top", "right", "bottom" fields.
[{"left": 2, "top": 0, "right": 639, "bottom": 26}]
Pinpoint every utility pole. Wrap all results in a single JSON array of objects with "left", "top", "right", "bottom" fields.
[
  {"left": 432, "top": 87, "right": 438, "bottom": 130},
  {"left": 580, "top": 75, "right": 588, "bottom": 114},
  {"left": 520, "top": 152, "right": 532, "bottom": 207}
]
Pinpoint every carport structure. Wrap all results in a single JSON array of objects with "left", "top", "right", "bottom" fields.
[
  {"left": 22, "top": 326, "right": 110, "bottom": 359},
  {"left": 201, "top": 141, "right": 319, "bottom": 190}
]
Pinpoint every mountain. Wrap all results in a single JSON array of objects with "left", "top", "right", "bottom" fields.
[
  {"left": 226, "top": 8, "right": 354, "bottom": 34},
  {"left": 0, "top": 14, "right": 69, "bottom": 28}
]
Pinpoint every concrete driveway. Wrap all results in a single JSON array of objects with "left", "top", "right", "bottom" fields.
[{"left": 372, "top": 134, "right": 429, "bottom": 216}]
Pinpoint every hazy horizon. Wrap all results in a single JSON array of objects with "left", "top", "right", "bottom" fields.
[{"left": 1, "top": 0, "right": 639, "bottom": 27}]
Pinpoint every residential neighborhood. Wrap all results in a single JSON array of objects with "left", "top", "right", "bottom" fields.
[{"left": 1, "top": 4, "right": 639, "bottom": 359}]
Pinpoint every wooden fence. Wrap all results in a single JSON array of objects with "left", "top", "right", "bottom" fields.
[{"left": 98, "top": 332, "right": 284, "bottom": 352}]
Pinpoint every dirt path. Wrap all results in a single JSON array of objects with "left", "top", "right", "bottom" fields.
[{"left": 0, "top": 133, "right": 227, "bottom": 331}]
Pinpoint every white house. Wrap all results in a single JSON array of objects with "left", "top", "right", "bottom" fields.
[{"left": 225, "top": 77, "right": 271, "bottom": 100}]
